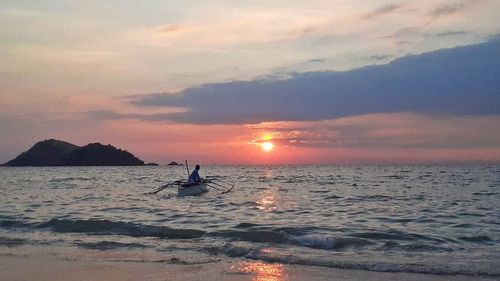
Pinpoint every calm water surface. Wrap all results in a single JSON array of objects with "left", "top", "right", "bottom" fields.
[{"left": 0, "top": 165, "right": 499, "bottom": 277}]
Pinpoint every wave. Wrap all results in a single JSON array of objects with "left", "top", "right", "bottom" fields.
[
  {"left": 0, "top": 219, "right": 28, "bottom": 228},
  {"left": 289, "top": 234, "right": 374, "bottom": 250},
  {"left": 251, "top": 254, "right": 500, "bottom": 277},
  {"left": 351, "top": 230, "right": 446, "bottom": 243},
  {"left": 49, "top": 177, "right": 95, "bottom": 182},
  {"left": 0, "top": 218, "right": 485, "bottom": 253},
  {"left": 0, "top": 236, "right": 26, "bottom": 247},
  {"left": 458, "top": 235, "right": 493, "bottom": 243},
  {"left": 38, "top": 219, "right": 206, "bottom": 239},
  {"left": 75, "top": 240, "right": 149, "bottom": 250},
  {"left": 472, "top": 192, "right": 497, "bottom": 196},
  {"left": 213, "top": 230, "right": 288, "bottom": 244},
  {"left": 215, "top": 243, "right": 499, "bottom": 277}
]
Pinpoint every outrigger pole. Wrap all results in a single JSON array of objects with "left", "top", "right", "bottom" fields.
[
  {"left": 149, "top": 183, "right": 173, "bottom": 194},
  {"left": 148, "top": 180, "right": 183, "bottom": 194}
]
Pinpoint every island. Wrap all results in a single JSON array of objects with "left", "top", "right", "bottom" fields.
[
  {"left": 167, "top": 161, "right": 183, "bottom": 166},
  {"left": 3, "top": 139, "right": 146, "bottom": 166}
]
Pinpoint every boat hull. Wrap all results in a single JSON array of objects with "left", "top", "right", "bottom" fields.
[{"left": 178, "top": 183, "right": 208, "bottom": 196}]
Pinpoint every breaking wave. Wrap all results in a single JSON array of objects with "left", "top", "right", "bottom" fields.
[{"left": 37, "top": 219, "right": 206, "bottom": 239}]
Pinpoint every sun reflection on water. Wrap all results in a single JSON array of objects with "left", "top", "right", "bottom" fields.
[
  {"left": 229, "top": 261, "right": 286, "bottom": 281},
  {"left": 256, "top": 192, "right": 278, "bottom": 212}
]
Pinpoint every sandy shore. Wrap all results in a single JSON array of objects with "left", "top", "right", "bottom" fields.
[{"left": 0, "top": 254, "right": 496, "bottom": 281}]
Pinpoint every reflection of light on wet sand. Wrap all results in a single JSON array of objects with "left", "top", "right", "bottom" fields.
[{"left": 228, "top": 261, "right": 286, "bottom": 281}]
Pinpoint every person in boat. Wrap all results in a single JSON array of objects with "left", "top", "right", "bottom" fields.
[{"left": 188, "top": 165, "right": 203, "bottom": 184}]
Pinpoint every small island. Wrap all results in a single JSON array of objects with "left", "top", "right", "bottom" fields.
[
  {"left": 167, "top": 161, "right": 183, "bottom": 166},
  {"left": 3, "top": 139, "right": 146, "bottom": 166}
]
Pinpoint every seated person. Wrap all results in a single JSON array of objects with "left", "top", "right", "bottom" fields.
[{"left": 188, "top": 165, "right": 202, "bottom": 184}]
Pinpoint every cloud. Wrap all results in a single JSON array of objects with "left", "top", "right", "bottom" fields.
[
  {"left": 369, "top": 54, "right": 395, "bottom": 62},
  {"left": 362, "top": 4, "right": 402, "bottom": 20},
  {"left": 248, "top": 113, "right": 500, "bottom": 150},
  {"left": 484, "top": 32, "right": 500, "bottom": 41},
  {"left": 126, "top": 39, "right": 500, "bottom": 125},
  {"left": 430, "top": 0, "right": 480, "bottom": 17},
  {"left": 433, "top": 30, "right": 469, "bottom": 37},
  {"left": 382, "top": 26, "right": 421, "bottom": 39},
  {"left": 87, "top": 110, "right": 178, "bottom": 123},
  {"left": 156, "top": 24, "right": 184, "bottom": 34}
]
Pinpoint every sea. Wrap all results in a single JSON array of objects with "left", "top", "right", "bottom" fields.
[{"left": 0, "top": 165, "right": 499, "bottom": 278}]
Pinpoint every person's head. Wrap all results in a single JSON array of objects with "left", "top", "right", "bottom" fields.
[{"left": 195, "top": 164, "right": 200, "bottom": 170}]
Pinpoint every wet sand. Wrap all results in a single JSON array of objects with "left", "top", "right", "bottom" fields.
[{"left": 1, "top": 254, "right": 495, "bottom": 281}]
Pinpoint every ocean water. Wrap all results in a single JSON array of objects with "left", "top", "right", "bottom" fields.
[{"left": 0, "top": 165, "right": 499, "bottom": 277}]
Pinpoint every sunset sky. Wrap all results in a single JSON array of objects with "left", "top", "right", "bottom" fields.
[{"left": 1, "top": 0, "right": 500, "bottom": 164}]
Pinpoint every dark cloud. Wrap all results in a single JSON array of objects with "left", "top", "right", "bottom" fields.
[
  {"left": 363, "top": 4, "right": 402, "bottom": 19},
  {"left": 307, "top": 59, "right": 326, "bottom": 63},
  {"left": 157, "top": 24, "right": 183, "bottom": 34},
  {"left": 126, "top": 39, "right": 500, "bottom": 125},
  {"left": 430, "top": 0, "right": 479, "bottom": 17},
  {"left": 382, "top": 27, "right": 421, "bottom": 39},
  {"left": 87, "top": 110, "right": 173, "bottom": 123},
  {"left": 369, "top": 54, "right": 394, "bottom": 62},
  {"left": 484, "top": 32, "right": 500, "bottom": 41},
  {"left": 394, "top": 40, "right": 412, "bottom": 46},
  {"left": 433, "top": 30, "right": 468, "bottom": 37}
]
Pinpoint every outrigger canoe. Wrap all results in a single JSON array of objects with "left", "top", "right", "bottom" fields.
[
  {"left": 149, "top": 178, "right": 233, "bottom": 196},
  {"left": 178, "top": 182, "right": 209, "bottom": 197}
]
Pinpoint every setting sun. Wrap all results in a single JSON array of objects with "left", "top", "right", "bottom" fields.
[{"left": 262, "top": 142, "right": 274, "bottom": 151}]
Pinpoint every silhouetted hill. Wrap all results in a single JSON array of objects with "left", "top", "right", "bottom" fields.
[
  {"left": 3, "top": 139, "right": 145, "bottom": 166},
  {"left": 4, "top": 139, "right": 79, "bottom": 166},
  {"left": 60, "top": 143, "right": 145, "bottom": 166}
]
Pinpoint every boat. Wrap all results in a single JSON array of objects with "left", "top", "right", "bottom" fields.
[{"left": 178, "top": 182, "right": 209, "bottom": 196}]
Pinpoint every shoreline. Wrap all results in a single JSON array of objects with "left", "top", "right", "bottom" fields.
[{"left": 1, "top": 254, "right": 496, "bottom": 281}]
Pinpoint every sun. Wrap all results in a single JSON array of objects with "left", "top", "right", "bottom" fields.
[{"left": 262, "top": 142, "right": 274, "bottom": 151}]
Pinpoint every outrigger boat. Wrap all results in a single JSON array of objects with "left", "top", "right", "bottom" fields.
[
  {"left": 148, "top": 161, "right": 234, "bottom": 196},
  {"left": 178, "top": 182, "right": 209, "bottom": 197},
  {"left": 149, "top": 178, "right": 233, "bottom": 196}
]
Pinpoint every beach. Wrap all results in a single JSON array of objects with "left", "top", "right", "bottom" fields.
[{"left": 2, "top": 251, "right": 496, "bottom": 281}]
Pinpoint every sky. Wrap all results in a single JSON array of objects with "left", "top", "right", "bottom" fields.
[{"left": 1, "top": 0, "right": 500, "bottom": 164}]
